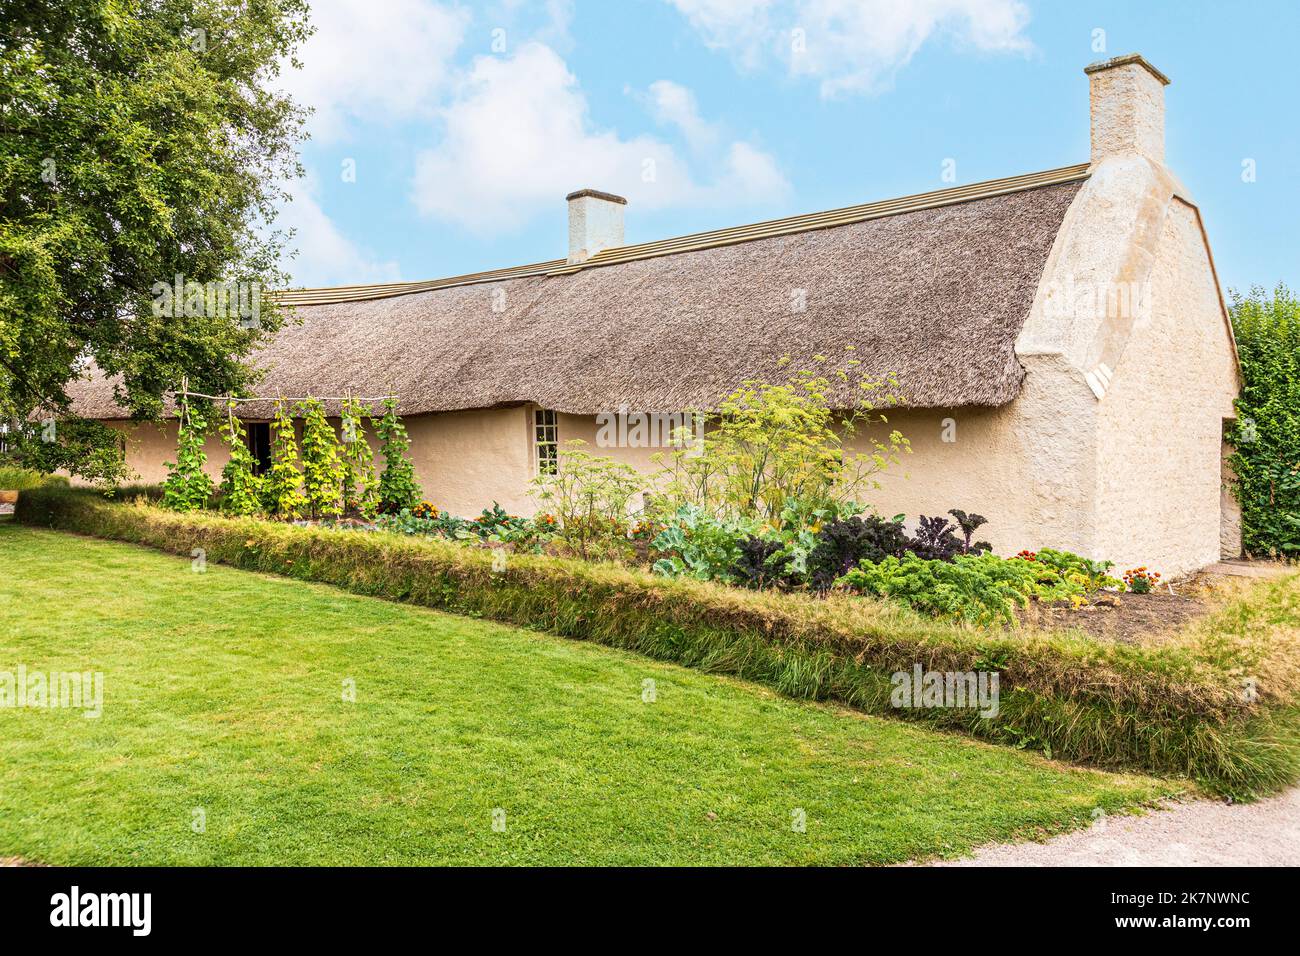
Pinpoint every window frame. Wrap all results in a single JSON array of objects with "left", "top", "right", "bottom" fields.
[{"left": 534, "top": 408, "right": 558, "bottom": 476}]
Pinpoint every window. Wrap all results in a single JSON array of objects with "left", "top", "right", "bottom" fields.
[
  {"left": 534, "top": 409, "right": 558, "bottom": 475},
  {"left": 246, "top": 422, "right": 271, "bottom": 476}
]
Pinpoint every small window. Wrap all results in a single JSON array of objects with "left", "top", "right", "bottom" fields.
[
  {"left": 534, "top": 409, "right": 558, "bottom": 475},
  {"left": 246, "top": 422, "right": 271, "bottom": 476}
]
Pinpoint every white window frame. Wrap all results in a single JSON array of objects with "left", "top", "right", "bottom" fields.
[{"left": 534, "top": 408, "right": 558, "bottom": 475}]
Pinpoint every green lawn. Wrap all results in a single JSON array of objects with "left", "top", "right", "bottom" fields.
[{"left": 0, "top": 522, "right": 1177, "bottom": 865}]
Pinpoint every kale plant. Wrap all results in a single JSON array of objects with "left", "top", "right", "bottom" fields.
[
  {"left": 806, "top": 515, "right": 911, "bottom": 590},
  {"left": 948, "top": 509, "right": 992, "bottom": 555},
  {"left": 907, "top": 515, "right": 963, "bottom": 562},
  {"left": 732, "top": 536, "right": 796, "bottom": 590}
]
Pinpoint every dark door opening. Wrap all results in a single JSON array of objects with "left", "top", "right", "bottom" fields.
[{"left": 246, "top": 422, "right": 271, "bottom": 476}]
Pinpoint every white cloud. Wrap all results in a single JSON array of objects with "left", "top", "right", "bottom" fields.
[
  {"left": 276, "top": 175, "right": 402, "bottom": 288},
  {"left": 644, "top": 80, "right": 720, "bottom": 153},
  {"left": 722, "top": 141, "right": 788, "bottom": 196},
  {"left": 280, "top": 0, "right": 470, "bottom": 141},
  {"left": 667, "top": 0, "right": 777, "bottom": 67},
  {"left": 666, "top": 0, "right": 1032, "bottom": 97},
  {"left": 411, "top": 43, "right": 789, "bottom": 235}
]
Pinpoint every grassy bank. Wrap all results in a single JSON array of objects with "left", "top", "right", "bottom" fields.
[
  {"left": 0, "top": 523, "right": 1176, "bottom": 865},
  {"left": 15, "top": 485, "right": 1300, "bottom": 798}
]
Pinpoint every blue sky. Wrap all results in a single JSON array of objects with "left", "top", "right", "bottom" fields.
[{"left": 276, "top": 0, "right": 1298, "bottom": 297}]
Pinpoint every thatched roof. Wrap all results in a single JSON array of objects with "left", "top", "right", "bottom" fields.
[{"left": 69, "top": 165, "right": 1087, "bottom": 419}]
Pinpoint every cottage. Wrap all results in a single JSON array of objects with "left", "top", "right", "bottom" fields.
[{"left": 68, "top": 54, "right": 1241, "bottom": 577}]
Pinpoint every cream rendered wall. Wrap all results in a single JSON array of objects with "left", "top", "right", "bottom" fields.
[
  {"left": 404, "top": 406, "right": 533, "bottom": 516},
  {"left": 1093, "top": 200, "right": 1240, "bottom": 573},
  {"left": 108, "top": 419, "right": 231, "bottom": 485},
  {"left": 555, "top": 412, "right": 666, "bottom": 472},
  {"left": 843, "top": 358, "right": 1102, "bottom": 559},
  {"left": 993, "top": 166, "right": 1237, "bottom": 575}
]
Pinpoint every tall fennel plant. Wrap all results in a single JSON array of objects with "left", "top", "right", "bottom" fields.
[{"left": 652, "top": 352, "right": 909, "bottom": 528}]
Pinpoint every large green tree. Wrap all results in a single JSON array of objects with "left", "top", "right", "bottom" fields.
[{"left": 0, "top": 0, "right": 310, "bottom": 473}]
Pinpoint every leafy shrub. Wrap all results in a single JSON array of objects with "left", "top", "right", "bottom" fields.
[
  {"left": 0, "top": 465, "right": 66, "bottom": 491},
  {"left": 216, "top": 406, "right": 262, "bottom": 516},
  {"left": 948, "top": 509, "right": 992, "bottom": 555},
  {"left": 375, "top": 508, "right": 441, "bottom": 537},
  {"left": 1227, "top": 285, "right": 1300, "bottom": 558},
  {"left": 260, "top": 400, "right": 306, "bottom": 520},
  {"left": 731, "top": 535, "right": 796, "bottom": 590},
  {"left": 651, "top": 504, "right": 756, "bottom": 582},
  {"left": 1032, "top": 548, "right": 1122, "bottom": 593},
  {"left": 298, "top": 398, "right": 345, "bottom": 520},
  {"left": 3, "top": 418, "right": 132, "bottom": 488},
  {"left": 375, "top": 501, "right": 549, "bottom": 552},
  {"left": 806, "top": 514, "right": 910, "bottom": 590},
  {"left": 340, "top": 398, "right": 379, "bottom": 518},
  {"left": 908, "top": 515, "right": 963, "bottom": 561}
]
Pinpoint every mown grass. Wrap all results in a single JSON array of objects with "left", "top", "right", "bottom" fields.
[
  {"left": 14, "top": 486, "right": 1300, "bottom": 798},
  {"left": 0, "top": 523, "right": 1176, "bottom": 865}
]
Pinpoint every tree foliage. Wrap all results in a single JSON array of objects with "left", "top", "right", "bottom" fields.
[
  {"left": 1228, "top": 285, "right": 1300, "bottom": 557},
  {"left": 5, "top": 417, "right": 133, "bottom": 487},
  {"left": 0, "top": 0, "right": 310, "bottom": 473}
]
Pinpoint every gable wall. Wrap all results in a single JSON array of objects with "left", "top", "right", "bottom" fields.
[{"left": 1093, "top": 200, "right": 1240, "bottom": 574}]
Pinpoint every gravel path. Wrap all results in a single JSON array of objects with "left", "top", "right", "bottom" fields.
[{"left": 936, "top": 787, "right": 1300, "bottom": 866}]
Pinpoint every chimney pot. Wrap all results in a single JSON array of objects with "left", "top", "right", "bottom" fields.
[
  {"left": 566, "top": 188, "right": 627, "bottom": 264},
  {"left": 1084, "top": 53, "right": 1170, "bottom": 167}
]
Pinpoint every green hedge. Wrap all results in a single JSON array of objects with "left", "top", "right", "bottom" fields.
[
  {"left": 15, "top": 485, "right": 1300, "bottom": 798},
  {"left": 1229, "top": 285, "right": 1300, "bottom": 558}
]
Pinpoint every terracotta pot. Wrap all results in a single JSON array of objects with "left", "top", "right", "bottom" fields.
[{"left": 0, "top": 490, "right": 18, "bottom": 505}]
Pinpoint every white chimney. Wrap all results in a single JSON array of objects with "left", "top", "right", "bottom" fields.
[
  {"left": 1084, "top": 53, "right": 1170, "bottom": 167},
  {"left": 566, "top": 188, "right": 627, "bottom": 264}
]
